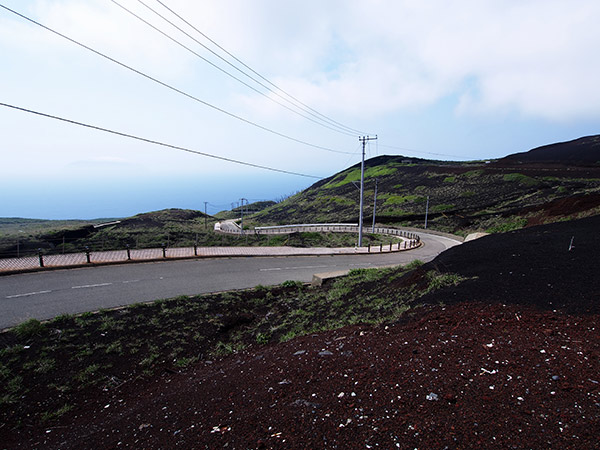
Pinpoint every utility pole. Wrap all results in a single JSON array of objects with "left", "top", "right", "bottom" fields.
[
  {"left": 240, "top": 198, "right": 247, "bottom": 235},
  {"left": 358, "top": 135, "right": 377, "bottom": 247},
  {"left": 425, "top": 196, "right": 430, "bottom": 229},
  {"left": 203, "top": 201, "right": 209, "bottom": 230},
  {"left": 372, "top": 178, "right": 378, "bottom": 233}
]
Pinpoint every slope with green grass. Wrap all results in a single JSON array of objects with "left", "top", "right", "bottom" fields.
[{"left": 252, "top": 138, "right": 600, "bottom": 235}]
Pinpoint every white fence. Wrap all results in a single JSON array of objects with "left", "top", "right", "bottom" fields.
[{"left": 215, "top": 222, "right": 421, "bottom": 242}]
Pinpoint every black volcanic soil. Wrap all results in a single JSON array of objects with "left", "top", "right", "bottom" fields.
[
  {"left": 500, "top": 134, "right": 600, "bottom": 165},
  {"left": 4, "top": 216, "right": 600, "bottom": 449}
]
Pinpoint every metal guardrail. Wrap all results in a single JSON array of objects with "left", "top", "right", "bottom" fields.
[{"left": 217, "top": 223, "right": 421, "bottom": 241}]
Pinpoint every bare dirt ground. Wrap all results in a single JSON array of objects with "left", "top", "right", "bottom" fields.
[{"left": 4, "top": 215, "right": 600, "bottom": 449}]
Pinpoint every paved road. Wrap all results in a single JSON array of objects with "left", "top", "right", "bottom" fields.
[{"left": 0, "top": 233, "right": 459, "bottom": 329}]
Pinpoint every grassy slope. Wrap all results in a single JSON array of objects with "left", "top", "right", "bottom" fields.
[
  {"left": 0, "top": 261, "right": 465, "bottom": 428},
  {"left": 253, "top": 154, "right": 600, "bottom": 235}
]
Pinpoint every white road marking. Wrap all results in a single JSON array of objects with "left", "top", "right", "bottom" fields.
[
  {"left": 71, "top": 283, "right": 113, "bottom": 289},
  {"left": 6, "top": 290, "right": 52, "bottom": 299},
  {"left": 122, "top": 279, "right": 140, "bottom": 284},
  {"left": 260, "top": 264, "right": 331, "bottom": 272}
]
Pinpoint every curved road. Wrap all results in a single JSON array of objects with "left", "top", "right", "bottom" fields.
[{"left": 0, "top": 233, "right": 459, "bottom": 329}]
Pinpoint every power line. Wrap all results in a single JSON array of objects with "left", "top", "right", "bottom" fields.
[
  {"left": 0, "top": 102, "right": 323, "bottom": 179},
  {"left": 111, "top": 0, "right": 357, "bottom": 137},
  {"left": 377, "top": 143, "right": 471, "bottom": 160},
  {"left": 0, "top": 4, "right": 354, "bottom": 155},
  {"left": 131, "top": 0, "right": 360, "bottom": 136},
  {"left": 152, "top": 0, "right": 369, "bottom": 137}
]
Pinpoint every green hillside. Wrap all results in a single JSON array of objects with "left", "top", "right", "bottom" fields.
[{"left": 252, "top": 144, "right": 600, "bottom": 235}]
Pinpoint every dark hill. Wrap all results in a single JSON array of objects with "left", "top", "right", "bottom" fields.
[
  {"left": 253, "top": 144, "right": 600, "bottom": 234},
  {"left": 418, "top": 214, "right": 600, "bottom": 314},
  {"left": 499, "top": 134, "right": 600, "bottom": 166}
]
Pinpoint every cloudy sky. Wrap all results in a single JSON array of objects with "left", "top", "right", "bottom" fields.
[{"left": 1, "top": 0, "right": 599, "bottom": 218}]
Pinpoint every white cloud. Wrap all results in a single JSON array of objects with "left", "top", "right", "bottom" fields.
[{"left": 230, "top": 0, "right": 600, "bottom": 122}]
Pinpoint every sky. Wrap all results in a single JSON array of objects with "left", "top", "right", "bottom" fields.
[{"left": 1, "top": 0, "right": 599, "bottom": 219}]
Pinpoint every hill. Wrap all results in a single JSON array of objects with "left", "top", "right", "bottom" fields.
[
  {"left": 499, "top": 134, "right": 600, "bottom": 165},
  {"left": 0, "top": 209, "right": 216, "bottom": 258},
  {"left": 252, "top": 136, "right": 600, "bottom": 235}
]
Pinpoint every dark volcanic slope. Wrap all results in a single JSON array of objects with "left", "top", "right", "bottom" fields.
[
  {"left": 500, "top": 135, "right": 600, "bottom": 165},
  {"left": 421, "top": 214, "right": 600, "bottom": 314}
]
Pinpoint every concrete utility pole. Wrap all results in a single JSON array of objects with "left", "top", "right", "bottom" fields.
[
  {"left": 240, "top": 198, "right": 247, "bottom": 235},
  {"left": 204, "top": 201, "right": 208, "bottom": 230},
  {"left": 358, "top": 135, "right": 377, "bottom": 247},
  {"left": 425, "top": 196, "right": 430, "bottom": 229},
  {"left": 372, "top": 178, "right": 378, "bottom": 233}
]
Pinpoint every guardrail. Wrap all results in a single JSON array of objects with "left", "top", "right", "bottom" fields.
[
  {"left": 0, "top": 224, "right": 422, "bottom": 274},
  {"left": 216, "top": 222, "right": 421, "bottom": 241}
]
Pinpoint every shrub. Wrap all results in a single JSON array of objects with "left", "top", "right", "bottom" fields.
[{"left": 503, "top": 173, "right": 539, "bottom": 187}]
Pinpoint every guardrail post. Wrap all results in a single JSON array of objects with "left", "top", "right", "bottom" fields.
[
  {"left": 162, "top": 243, "right": 167, "bottom": 258},
  {"left": 379, "top": 243, "right": 382, "bottom": 252},
  {"left": 85, "top": 246, "right": 91, "bottom": 264},
  {"left": 368, "top": 243, "right": 371, "bottom": 253},
  {"left": 389, "top": 242, "right": 392, "bottom": 251},
  {"left": 38, "top": 249, "right": 44, "bottom": 267},
  {"left": 126, "top": 244, "right": 131, "bottom": 260},
  {"left": 194, "top": 244, "right": 198, "bottom": 256}
]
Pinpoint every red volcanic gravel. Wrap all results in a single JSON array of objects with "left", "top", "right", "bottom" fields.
[
  {"left": 8, "top": 215, "right": 600, "bottom": 449},
  {"left": 28, "top": 301, "right": 599, "bottom": 450}
]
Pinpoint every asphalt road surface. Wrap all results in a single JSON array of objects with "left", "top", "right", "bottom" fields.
[{"left": 0, "top": 233, "right": 459, "bottom": 329}]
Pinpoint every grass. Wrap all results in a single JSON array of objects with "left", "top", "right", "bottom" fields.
[
  {"left": 384, "top": 195, "right": 426, "bottom": 205},
  {"left": 14, "top": 319, "right": 46, "bottom": 339},
  {"left": 485, "top": 217, "right": 529, "bottom": 233},
  {"left": 324, "top": 165, "right": 398, "bottom": 188},
  {"left": 503, "top": 173, "right": 540, "bottom": 187},
  {"left": 431, "top": 204, "right": 455, "bottom": 213}
]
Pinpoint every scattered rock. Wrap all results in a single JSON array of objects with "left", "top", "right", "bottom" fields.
[{"left": 426, "top": 393, "right": 439, "bottom": 401}]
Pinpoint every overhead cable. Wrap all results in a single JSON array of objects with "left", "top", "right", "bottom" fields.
[
  {"left": 0, "top": 4, "right": 353, "bottom": 155},
  {"left": 136, "top": 0, "right": 359, "bottom": 136},
  {"left": 152, "top": 0, "right": 369, "bottom": 136},
  {"left": 0, "top": 102, "right": 323, "bottom": 179},
  {"left": 378, "top": 143, "right": 471, "bottom": 160},
  {"left": 111, "top": 0, "right": 357, "bottom": 137}
]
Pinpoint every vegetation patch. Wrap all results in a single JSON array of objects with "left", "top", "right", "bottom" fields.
[
  {"left": 324, "top": 165, "right": 397, "bottom": 189},
  {"left": 503, "top": 173, "right": 540, "bottom": 187},
  {"left": 484, "top": 216, "right": 529, "bottom": 233},
  {"left": 431, "top": 204, "right": 455, "bottom": 213},
  {"left": 462, "top": 169, "right": 485, "bottom": 178},
  {"left": 384, "top": 195, "right": 426, "bottom": 206}
]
